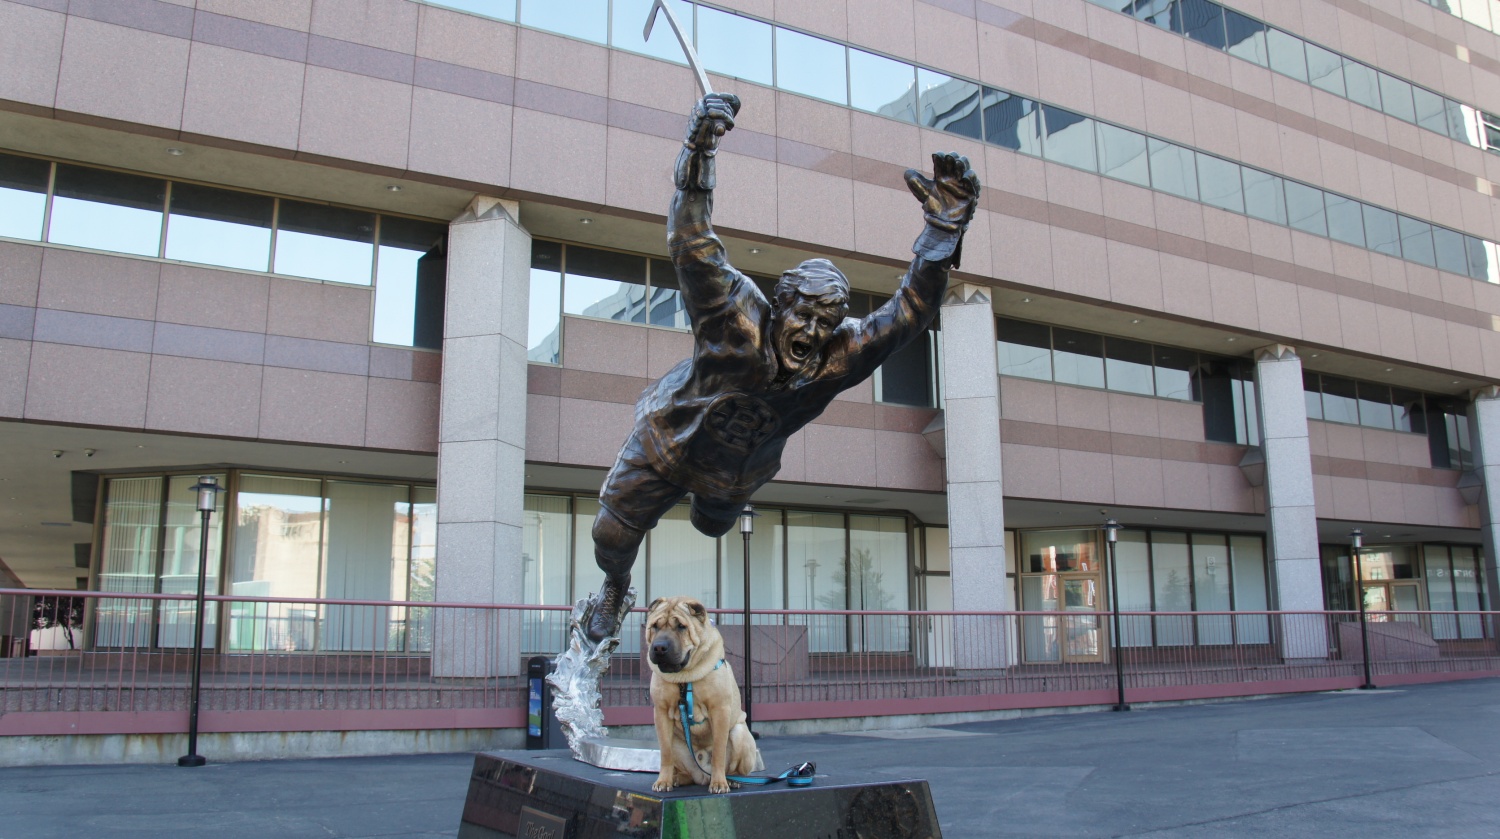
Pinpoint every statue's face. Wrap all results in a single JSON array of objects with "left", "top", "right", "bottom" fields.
[{"left": 771, "top": 294, "right": 845, "bottom": 375}]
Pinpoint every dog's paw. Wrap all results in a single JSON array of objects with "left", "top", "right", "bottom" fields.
[
  {"left": 652, "top": 777, "right": 675, "bottom": 793},
  {"left": 708, "top": 778, "right": 732, "bottom": 794}
]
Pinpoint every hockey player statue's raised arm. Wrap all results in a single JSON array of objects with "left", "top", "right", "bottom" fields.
[{"left": 584, "top": 92, "right": 981, "bottom": 642}]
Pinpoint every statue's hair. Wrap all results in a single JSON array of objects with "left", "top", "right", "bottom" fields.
[{"left": 773, "top": 258, "right": 850, "bottom": 313}]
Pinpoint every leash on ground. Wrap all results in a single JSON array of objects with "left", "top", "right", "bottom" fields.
[{"left": 677, "top": 671, "right": 815, "bottom": 788}]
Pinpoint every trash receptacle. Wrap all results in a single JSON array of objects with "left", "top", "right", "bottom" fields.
[{"left": 526, "top": 656, "right": 565, "bottom": 749}]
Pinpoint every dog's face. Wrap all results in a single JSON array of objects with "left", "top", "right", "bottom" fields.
[{"left": 645, "top": 596, "right": 711, "bottom": 674}]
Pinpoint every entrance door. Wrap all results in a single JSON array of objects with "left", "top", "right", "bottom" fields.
[
  {"left": 1362, "top": 581, "right": 1423, "bottom": 625},
  {"left": 1060, "top": 574, "right": 1104, "bottom": 662}
]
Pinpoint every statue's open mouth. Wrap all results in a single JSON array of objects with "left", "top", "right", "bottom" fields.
[{"left": 788, "top": 340, "right": 812, "bottom": 362}]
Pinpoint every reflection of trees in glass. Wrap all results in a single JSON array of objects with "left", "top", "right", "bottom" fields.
[
  {"left": 34, "top": 597, "right": 84, "bottom": 650},
  {"left": 816, "top": 549, "right": 896, "bottom": 611}
]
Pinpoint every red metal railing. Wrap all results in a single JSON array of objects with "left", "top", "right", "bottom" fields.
[{"left": 2, "top": 589, "right": 1497, "bottom": 736}]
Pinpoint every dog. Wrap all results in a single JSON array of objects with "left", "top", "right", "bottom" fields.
[{"left": 644, "top": 596, "right": 761, "bottom": 794}]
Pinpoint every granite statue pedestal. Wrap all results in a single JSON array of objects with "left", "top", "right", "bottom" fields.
[{"left": 458, "top": 749, "right": 942, "bottom": 838}]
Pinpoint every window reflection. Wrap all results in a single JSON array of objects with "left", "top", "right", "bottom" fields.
[
  {"left": 1266, "top": 28, "right": 1307, "bottom": 81},
  {"left": 1147, "top": 139, "right": 1197, "bottom": 201},
  {"left": 1052, "top": 328, "right": 1104, "bottom": 389},
  {"left": 1104, "top": 337, "right": 1153, "bottom": 395},
  {"left": 1378, "top": 73, "right": 1416, "bottom": 123},
  {"left": 1342, "top": 61, "right": 1382, "bottom": 111},
  {"left": 1323, "top": 193, "right": 1366, "bottom": 249},
  {"left": 528, "top": 241, "right": 563, "bottom": 363},
  {"left": 165, "top": 182, "right": 273, "bottom": 272},
  {"left": 1432, "top": 227, "right": 1468, "bottom": 276},
  {"left": 1320, "top": 376, "right": 1359, "bottom": 425},
  {"left": 983, "top": 89, "right": 1041, "bottom": 155},
  {"left": 1306, "top": 43, "right": 1345, "bottom": 97},
  {"left": 1358, "top": 202, "right": 1397, "bottom": 255},
  {"left": 427, "top": 0, "right": 514, "bottom": 20},
  {"left": 273, "top": 200, "right": 375, "bottom": 285},
  {"left": 519, "top": 0, "right": 606, "bottom": 43},
  {"left": 849, "top": 48, "right": 916, "bottom": 122},
  {"left": 1242, "top": 168, "right": 1286, "bottom": 225},
  {"left": 1041, "top": 107, "right": 1095, "bottom": 171},
  {"left": 697, "top": 6, "right": 772, "bottom": 85},
  {"left": 0, "top": 152, "right": 48, "bottom": 241},
  {"left": 1223, "top": 9, "right": 1267, "bottom": 66},
  {"left": 647, "top": 258, "right": 688, "bottom": 328},
  {"left": 1284, "top": 180, "right": 1327, "bottom": 236},
  {"left": 997, "top": 318, "right": 1052, "bottom": 380},
  {"left": 1413, "top": 87, "right": 1448, "bottom": 134},
  {"left": 1357, "top": 382, "right": 1395, "bottom": 430},
  {"left": 1172, "top": 0, "right": 1226, "bottom": 49},
  {"left": 563, "top": 245, "right": 647, "bottom": 324},
  {"left": 1153, "top": 346, "right": 1193, "bottom": 400},
  {"left": 918, "top": 71, "right": 982, "bottom": 140},
  {"left": 1095, "top": 122, "right": 1149, "bottom": 186},
  {"left": 374, "top": 216, "right": 447, "bottom": 349},
  {"left": 612, "top": 0, "right": 689, "bottom": 64},
  {"left": 1397, "top": 216, "right": 1436, "bottom": 267},
  {"left": 49, "top": 164, "right": 164, "bottom": 257},
  {"left": 1196, "top": 153, "right": 1243, "bottom": 214},
  {"left": 776, "top": 27, "right": 847, "bottom": 105}
]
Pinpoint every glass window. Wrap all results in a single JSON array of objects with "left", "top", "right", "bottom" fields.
[
  {"left": 1378, "top": 73, "right": 1416, "bottom": 123},
  {"left": 48, "top": 164, "right": 165, "bottom": 257},
  {"left": 1153, "top": 345, "right": 1194, "bottom": 400},
  {"left": 157, "top": 474, "right": 227, "bottom": 649},
  {"left": 647, "top": 258, "right": 688, "bottom": 329},
  {"left": 786, "top": 511, "right": 848, "bottom": 652},
  {"left": 563, "top": 245, "right": 647, "bottom": 323},
  {"left": 428, "top": 0, "right": 514, "bottom": 20},
  {"left": 1266, "top": 28, "right": 1307, "bottom": 81},
  {"left": 1473, "top": 238, "right": 1500, "bottom": 284},
  {"left": 1320, "top": 375, "right": 1359, "bottom": 424},
  {"left": 1450, "top": 101, "right": 1479, "bottom": 145},
  {"left": 374, "top": 216, "right": 447, "bottom": 349},
  {"left": 719, "top": 507, "right": 783, "bottom": 611},
  {"left": 528, "top": 241, "right": 562, "bottom": 363},
  {"left": 1148, "top": 138, "right": 1198, "bottom": 200},
  {"left": 1041, "top": 106, "right": 1096, "bottom": 171},
  {"left": 1193, "top": 535, "right": 1232, "bottom": 645},
  {"left": 1324, "top": 193, "right": 1367, "bottom": 248},
  {"left": 273, "top": 200, "right": 375, "bottom": 285},
  {"left": 1230, "top": 535, "right": 1269, "bottom": 643},
  {"left": 1242, "top": 168, "right": 1287, "bottom": 225},
  {"left": 165, "top": 183, "right": 273, "bottom": 272},
  {"left": 1223, "top": 9, "right": 1268, "bottom": 66},
  {"left": 1104, "top": 337, "right": 1154, "bottom": 395},
  {"left": 0, "top": 152, "right": 48, "bottom": 241},
  {"left": 849, "top": 48, "right": 917, "bottom": 122},
  {"left": 1398, "top": 216, "right": 1436, "bottom": 267},
  {"left": 1115, "top": 531, "right": 1154, "bottom": 647},
  {"left": 1095, "top": 122, "right": 1150, "bottom": 187},
  {"left": 1172, "top": 0, "right": 1226, "bottom": 48},
  {"left": 918, "top": 70, "right": 982, "bottom": 141},
  {"left": 321, "top": 480, "right": 411, "bottom": 651},
  {"left": 1284, "top": 180, "right": 1327, "bottom": 236},
  {"left": 1458, "top": 0, "right": 1492, "bottom": 30},
  {"left": 519, "top": 0, "right": 606, "bottom": 43},
  {"left": 1197, "top": 153, "right": 1244, "bottom": 213},
  {"left": 1392, "top": 387, "right": 1425, "bottom": 433},
  {"left": 229, "top": 475, "right": 324, "bottom": 651},
  {"left": 849, "top": 515, "right": 910, "bottom": 651},
  {"left": 697, "top": 6, "right": 772, "bottom": 86},
  {"left": 878, "top": 331, "right": 933, "bottom": 407},
  {"left": 1432, "top": 226, "right": 1469, "bottom": 275},
  {"left": 1152, "top": 532, "right": 1192, "bottom": 646},
  {"left": 1413, "top": 86, "right": 1448, "bottom": 134},
  {"left": 95, "top": 476, "right": 163, "bottom": 648},
  {"left": 1357, "top": 382, "right": 1395, "bottom": 429},
  {"left": 1359, "top": 202, "right": 1399, "bottom": 256},
  {"left": 1451, "top": 546, "right": 1485, "bottom": 638},
  {"left": 776, "top": 27, "right": 848, "bottom": 105},
  {"left": 997, "top": 317, "right": 1052, "bottom": 380},
  {"left": 1306, "top": 43, "right": 1346, "bottom": 97},
  {"left": 612, "top": 0, "right": 689, "bottom": 63},
  {"left": 1052, "top": 328, "right": 1105, "bottom": 389},
  {"left": 1128, "top": 0, "right": 1174, "bottom": 29},
  {"left": 1303, "top": 371, "right": 1323, "bottom": 420},
  {"left": 647, "top": 504, "right": 720, "bottom": 605},
  {"left": 982, "top": 88, "right": 1041, "bottom": 155},
  {"left": 521, "top": 494, "right": 571, "bottom": 649},
  {"left": 1343, "top": 61, "right": 1382, "bottom": 110}
]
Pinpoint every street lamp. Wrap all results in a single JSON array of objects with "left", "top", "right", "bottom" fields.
[
  {"left": 179, "top": 476, "right": 225, "bottom": 767},
  {"left": 739, "top": 505, "right": 759, "bottom": 736},
  {"left": 1103, "top": 519, "right": 1129, "bottom": 712},
  {"left": 1349, "top": 529, "right": 1374, "bottom": 690}
]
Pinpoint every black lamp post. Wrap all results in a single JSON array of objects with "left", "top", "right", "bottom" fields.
[
  {"left": 739, "top": 505, "right": 758, "bottom": 736},
  {"left": 1104, "top": 518, "right": 1129, "bottom": 711},
  {"left": 1349, "top": 528, "right": 1374, "bottom": 690},
  {"left": 179, "top": 476, "right": 223, "bottom": 767}
]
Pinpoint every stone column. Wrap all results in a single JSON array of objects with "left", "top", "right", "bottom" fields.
[
  {"left": 433, "top": 197, "right": 530, "bottom": 678},
  {"left": 939, "top": 284, "right": 1014, "bottom": 669},
  {"left": 1253, "top": 344, "right": 1326, "bottom": 659},
  {"left": 1469, "top": 387, "right": 1500, "bottom": 620}
]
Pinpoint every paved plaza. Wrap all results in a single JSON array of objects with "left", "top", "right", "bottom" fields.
[{"left": 3, "top": 678, "right": 1499, "bottom": 838}]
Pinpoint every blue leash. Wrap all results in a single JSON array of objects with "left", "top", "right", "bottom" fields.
[{"left": 677, "top": 669, "right": 814, "bottom": 788}]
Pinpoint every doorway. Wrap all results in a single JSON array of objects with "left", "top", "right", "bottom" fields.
[{"left": 1019, "top": 529, "right": 1105, "bottom": 664}]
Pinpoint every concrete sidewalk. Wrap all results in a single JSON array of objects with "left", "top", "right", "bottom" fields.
[{"left": 3, "top": 678, "right": 1498, "bottom": 838}]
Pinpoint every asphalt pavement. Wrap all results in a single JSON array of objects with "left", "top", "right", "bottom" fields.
[{"left": 3, "top": 678, "right": 1499, "bottom": 838}]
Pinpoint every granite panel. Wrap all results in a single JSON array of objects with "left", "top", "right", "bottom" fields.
[
  {"left": 525, "top": 393, "right": 560, "bottom": 463},
  {"left": 155, "top": 263, "right": 271, "bottom": 333},
  {"left": 560, "top": 317, "right": 648, "bottom": 378},
  {"left": 309, "top": 0, "right": 419, "bottom": 53},
  {"left": 1161, "top": 458, "right": 1212, "bottom": 510},
  {"left": 999, "top": 442, "right": 1061, "bottom": 500},
  {"left": 1112, "top": 454, "right": 1165, "bottom": 507},
  {"left": 144, "top": 354, "right": 263, "bottom": 438},
  {"left": 1054, "top": 384, "right": 1110, "bottom": 432},
  {"left": 0, "top": 337, "right": 31, "bottom": 418},
  {"left": 417, "top": 3, "right": 516, "bottom": 77},
  {"left": 151, "top": 322, "right": 266, "bottom": 365},
  {"left": 264, "top": 334, "right": 370, "bottom": 375},
  {"left": 407, "top": 89, "right": 512, "bottom": 186},
  {"left": 298, "top": 66, "right": 413, "bottom": 171},
  {"left": 0, "top": 242, "right": 43, "bottom": 308},
  {"left": 803, "top": 423, "right": 879, "bottom": 486},
  {"left": 413, "top": 57, "right": 514, "bottom": 104},
  {"left": 515, "top": 28, "right": 608, "bottom": 95},
  {"left": 604, "top": 127, "right": 679, "bottom": 216},
  {"left": 1057, "top": 448, "right": 1113, "bottom": 504},
  {"left": 365, "top": 377, "right": 439, "bottom": 452},
  {"left": 776, "top": 164, "right": 855, "bottom": 252},
  {"left": 307, "top": 32, "right": 413, "bottom": 84},
  {"left": 873, "top": 429, "right": 944, "bottom": 491},
  {"left": 191, "top": 9, "right": 308, "bottom": 61},
  {"left": 645, "top": 328, "right": 693, "bottom": 380},
  {"left": 556, "top": 397, "right": 633, "bottom": 468},
  {"left": 0, "top": 305, "right": 34, "bottom": 341},
  {"left": 68, "top": 0, "right": 193, "bottom": 38},
  {"left": 33, "top": 309, "right": 153, "bottom": 353},
  {"left": 509, "top": 109, "right": 608, "bottom": 205},
  {"left": 1105, "top": 392, "right": 1160, "bottom": 438},
  {"left": 24, "top": 342, "right": 150, "bottom": 428},
  {"left": 196, "top": 0, "right": 312, "bottom": 33},
  {"left": 997, "top": 376, "right": 1057, "bottom": 426},
  {"left": 370, "top": 346, "right": 440, "bottom": 381},
  {"left": 55, "top": 17, "right": 190, "bottom": 130},
  {"left": 257, "top": 366, "right": 368, "bottom": 446},
  {"left": 265, "top": 278, "right": 372, "bottom": 344},
  {"left": 711, "top": 152, "right": 779, "bottom": 236},
  {"left": 847, "top": 0, "right": 918, "bottom": 59},
  {"left": 0, "top": 2, "right": 65, "bottom": 108},
  {"left": 37, "top": 250, "right": 160, "bottom": 321}
]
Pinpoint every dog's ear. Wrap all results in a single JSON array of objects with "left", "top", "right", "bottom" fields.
[
  {"left": 645, "top": 597, "right": 665, "bottom": 614},
  {"left": 686, "top": 599, "right": 707, "bottom": 620}
]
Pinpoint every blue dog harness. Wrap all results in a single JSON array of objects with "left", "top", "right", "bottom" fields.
[{"left": 675, "top": 661, "right": 814, "bottom": 788}]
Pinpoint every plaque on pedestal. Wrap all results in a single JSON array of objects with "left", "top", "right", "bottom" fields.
[{"left": 458, "top": 749, "right": 942, "bottom": 838}]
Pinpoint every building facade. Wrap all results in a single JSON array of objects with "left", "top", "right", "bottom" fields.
[{"left": 0, "top": 0, "right": 1497, "bottom": 692}]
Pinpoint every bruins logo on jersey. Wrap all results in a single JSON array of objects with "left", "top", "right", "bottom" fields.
[{"left": 703, "top": 393, "right": 779, "bottom": 453}]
